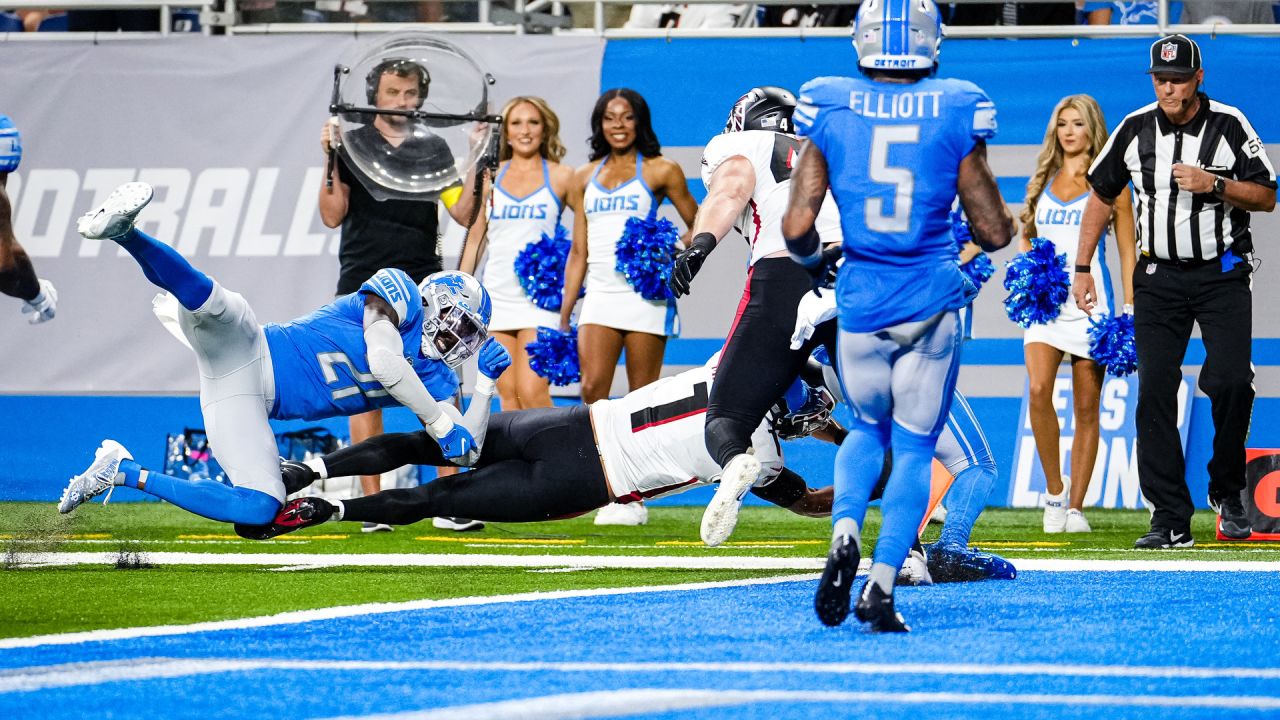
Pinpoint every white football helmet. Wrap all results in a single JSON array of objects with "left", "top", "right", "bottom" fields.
[
  {"left": 852, "top": 0, "right": 944, "bottom": 72},
  {"left": 418, "top": 270, "right": 492, "bottom": 368}
]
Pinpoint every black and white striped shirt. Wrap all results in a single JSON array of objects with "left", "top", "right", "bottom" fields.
[{"left": 1088, "top": 93, "right": 1277, "bottom": 263}]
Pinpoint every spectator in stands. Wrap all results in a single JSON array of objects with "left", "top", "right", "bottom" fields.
[
  {"left": 318, "top": 57, "right": 482, "bottom": 533},
  {"left": 1082, "top": 1, "right": 1176, "bottom": 24},
  {"left": 1181, "top": 0, "right": 1275, "bottom": 24},
  {"left": 944, "top": 1, "right": 1075, "bottom": 25},
  {"left": 757, "top": 3, "right": 855, "bottom": 27},
  {"left": 1020, "top": 95, "right": 1135, "bottom": 535},
  {"left": 459, "top": 96, "right": 575, "bottom": 411},
  {"left": 625, "top": 3, "right": 755, "bottom": 28},
  {"left": 65, "top": 8, "right": 159, "bottom": 30},
  {"left": 559, "top": 88, "right": 698, "bottom": 526}
]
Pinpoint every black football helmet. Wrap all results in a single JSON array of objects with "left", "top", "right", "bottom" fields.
[{"left": 724, "top": 86, "right": 797, "bottom": 135}]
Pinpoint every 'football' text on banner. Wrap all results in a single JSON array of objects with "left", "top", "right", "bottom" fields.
[{"left": 1008, "top": 373, "right": 1195, "bottom": 509}]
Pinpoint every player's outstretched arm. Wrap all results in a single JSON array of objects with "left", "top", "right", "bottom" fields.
[
  {"left": 782, "top": 140, "right": 830, "bottom": 267},
  {"left": 669, "top": 156, "right": 755, "bottom": 297},
  {"left": 362, "top": 294, "right": 476, "bottom": 462},
  {"left": 956, "top": 141, "right": 1014, "bottom": 253},
  {"left": 450, "top": 337, "right": 511, "bottom": 464}
]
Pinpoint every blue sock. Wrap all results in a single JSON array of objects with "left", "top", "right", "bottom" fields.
[
  {"left": 938, "top": 462, "right": 997, "bottom": 548},
  {"left": 122, "top": 460, "right": 279, "bottom": 525},
  {"left": 831, "top": 417, "right": 890, "bottom": 531},
  {"left": 872, "top": 423, "right": 937, "bottom": 571},
  {"left": 117, "top": 228, "right": 213, "bottom": 311}
]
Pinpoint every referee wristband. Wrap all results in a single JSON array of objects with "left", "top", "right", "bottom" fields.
[{"left": 1074, "top": 264, "right": 1092, "bottom": 273}]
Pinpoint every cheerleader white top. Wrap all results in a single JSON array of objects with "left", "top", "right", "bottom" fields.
[
  {"left": 1023, "top": 177, "right": 1115, "bottom": 359},
  {"left": 482, "top": 159, "right": 565, "bottom": 333},
  {"left": 578, "top": 153, "right": 679, "bottom": 337}
]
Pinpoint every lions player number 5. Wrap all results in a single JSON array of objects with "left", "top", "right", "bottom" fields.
[{"left": 866, "top": 125, "right": 919, "bottom": 233}]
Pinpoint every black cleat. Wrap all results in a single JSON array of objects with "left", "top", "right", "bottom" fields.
[
  {"left": 1134, "top": 527, "right": 1194, "bottom": 549},
  {"left": 814, "top": 535, "right": 860, "bottom": 627},
  {"left": 1209, "top": 493, "right": 1252, "bottom": 540},
  {"left": 233, "top": 497, "right": 335, "bottom": 540},
  {"left": 853, "top": 580, "right": 910, "bottom": 633},
  {"left": 280, "top": 460, "right": 318, "bottom": 495}
]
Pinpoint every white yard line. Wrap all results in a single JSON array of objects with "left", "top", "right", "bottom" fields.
[
  {"left": 0, "top": 574, "right": 817, "bottom": 651},
  {"left": 6, "top": 657, "right": 1280, "bottom": 695},
  {"left": 317, "top": 688, "right": 1280, "bottom": 719},
  {"left": 9, "top": 551, "right": 1280, "bottom": 573}
]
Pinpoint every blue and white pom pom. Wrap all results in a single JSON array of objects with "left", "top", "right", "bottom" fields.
[
  {"left": 616, "top": 215, "right": 679, "bottom": 301},
  {"left": 514, "top": 225, "right": 576, "bottom": 312},
  {"left": 1088, "top": 311, "right": 1138, "bottom": 377},
  {"left": 951, "top": 208, "right": 995, "bottom": 291},
  {"left": 525, "top": 325, "right": 581, "bottom": 386},
  {"left": 1003, "top": 237, "right": 1070, "bottom": 328}
]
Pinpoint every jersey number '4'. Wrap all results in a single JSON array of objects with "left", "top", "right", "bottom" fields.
[{"left": 867, "top": 125, "right": 920, "bottom": 233}]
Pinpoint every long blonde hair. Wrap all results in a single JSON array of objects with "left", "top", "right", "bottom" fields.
[
  {"left": 1021, "top": 94, "right": 1109, "bottom": 237},
  {"left": 498, "top": 96, "right": 567, "bottom": 163}
]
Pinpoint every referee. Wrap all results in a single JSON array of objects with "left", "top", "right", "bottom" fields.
[{"left": 1073, "top": 35, "right": 1276, "bottom": 549}]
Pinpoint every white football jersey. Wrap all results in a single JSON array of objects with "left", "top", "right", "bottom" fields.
[
  {"left": 590, "top": 362, "right": 783, "bottom": 502},
  {"left": 700, "top": 130, "right": 842, "bottom": 266}
]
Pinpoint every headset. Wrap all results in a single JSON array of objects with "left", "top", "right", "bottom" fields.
[{"left": 365, "top": 57, "right": 431, "bottom": 109}]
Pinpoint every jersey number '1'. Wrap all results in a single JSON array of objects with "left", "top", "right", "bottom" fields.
[{"left": 866, "top": 125, "right": 920, "bottom": 233}]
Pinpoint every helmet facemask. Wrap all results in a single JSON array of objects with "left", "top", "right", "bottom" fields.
[
  {"left": 769, "top": 384, "right": 836, "bottom": 440},
  {"left": 419, "top": 272, "right": 491, "bottom": 368}
]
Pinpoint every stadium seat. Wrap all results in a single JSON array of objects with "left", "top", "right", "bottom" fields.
[
  {"left": 301, "top": 8, "right": 326, "bottom": 23},
  {"left": 37, "top": 13, "right": 68, "bottom": 31},
  {"left": 0, "top": 12, "right": 22, "bottom": 32},
  {"left": 171, "top": 8, "right": 200, "bottom": 32}
]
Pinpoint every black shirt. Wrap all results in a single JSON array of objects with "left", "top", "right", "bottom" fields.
[{"left": 334, "top": 123, "right": 455, "bottom": 294}]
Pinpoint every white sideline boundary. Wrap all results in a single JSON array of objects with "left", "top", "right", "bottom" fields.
[
  {"left": 0, "top": 574, "right": 817, "bottom": 651},
  {"left": 6, "top": 657, "right": 1280, "bottom": 695},
  {"left": 320, "top": 688, "right": 1280, "bottom": 718},
  {"left": 9, "top": 551, "right": 1280, "bottom": 573}
]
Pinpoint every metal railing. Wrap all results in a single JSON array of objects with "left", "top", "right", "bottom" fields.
[{"left": 2, "top": 0, "right": 1279, "bottom": 37}]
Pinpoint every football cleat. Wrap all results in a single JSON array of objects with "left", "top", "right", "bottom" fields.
[
  {"left": 234, "top": 497, "right": 334, "bottom": 540},
  {"left": 77, "top": 182, "right": 154, "bottom": 240},
  {"left": 1134, "top": 527, "right": 1195, "bottom": 549},
  {"left": 814, "top": 534, "right": 860, "bottom": 627},
  {"left": 853, "top": 580, "right": 910, "bottom": 633},
  {"left": 700, "top": 453, "right": 762, "bottom": 547},
  {"left": 594, "top": 502, "right": 648, "bottom": 527},
  {"left": 58, "top": 440, "right": 131, "bottom": 514},
  {"left": 280, "top": 460, "right": 318, "bottom": 495},
  {"left": 361, "top": 522, "right": 394, "bottom": 533},
  {"left": 1209, "top": 493, "right": 1252, "bottom": 540},
  {"left": 925, "top": 542, "right": 1017, "bottom": 582},
  {"left": 432, "top": 516, "right": 485, "bottom": 532},
  {"left": 896, "top": 541, "right": 933, "bottom": 586}
]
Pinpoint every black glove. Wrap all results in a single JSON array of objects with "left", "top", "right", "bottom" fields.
[
  {"left": 805, "top": 244, "right": 843, "bottom": 295},
  {"left": 669, "top": 232, "right": 717, "bottom": 297}
]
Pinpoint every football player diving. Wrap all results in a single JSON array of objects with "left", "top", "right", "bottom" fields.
[{"left": 56, "top": 182, "right": 508, "bottom": 533}]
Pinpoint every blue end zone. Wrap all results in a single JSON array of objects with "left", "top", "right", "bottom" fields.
[{"left": 3, "top": 571, "right": 1278, "bottom": 719}]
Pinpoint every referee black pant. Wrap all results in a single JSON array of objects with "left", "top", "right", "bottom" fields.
[
  {"left": 1134, "top": 255, "right": 1254, "bottom": 533},
  {"left": 705, "top": 256, "right": 836, "bottom": 468}
]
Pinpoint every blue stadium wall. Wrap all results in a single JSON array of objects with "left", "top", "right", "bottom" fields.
[{"left": 4, "top": 35, "right": 1279, "bottom": 506}]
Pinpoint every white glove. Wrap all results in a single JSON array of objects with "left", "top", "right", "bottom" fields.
[
  {"left": 21, "top": 278, "right": 57, "bottom": 324},
  {"left": 789, "top": 289, "right": 838, "bottom": 350}
]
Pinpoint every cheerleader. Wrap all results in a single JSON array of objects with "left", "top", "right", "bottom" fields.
[
  {"left": 460, "top": 96, "right": 574, "bottom": 410},
  {"left": 1021, "top": 95, "right": 1136, "bottom": 533}
]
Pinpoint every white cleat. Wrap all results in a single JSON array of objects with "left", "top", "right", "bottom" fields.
[
  {"left": 897, "top": 544, "right": 934, "bottom": 586},
  {"left": 1064, "top": 508, "right": 1092, "bottom": 533},
  {"left": 76, "top": 182, "right": 154, "bottom": 240},
  {"left": 593, "top": 502, "right": 648, "bottom": 526},
  {"left": 58, "top": 440, "right": 132, "bottom": 514},
  {"left": 927, "top": 503, "right": 948, "bottom": 525},
  {"left": 700, "top": 452, "right": 761, "bottom": 547}
]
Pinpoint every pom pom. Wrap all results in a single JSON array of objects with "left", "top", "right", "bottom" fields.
[
  {"left": 951, "top": 208, "right": 994, "bottom": 291},
  {"left": 615, "top": 215, "right": 678, "bottom": 301},
  {"left": 1087, "top": 311, "right": 1138, "bottom": 377},
  {"left": 514, "top": 225, "right": 577, "bottom": 312},
  {"left": 525, "top": 326, "right": 581, "bottom": 386},
  {"left": 1003, "top": 238, "right": 1070, "bottom": 328}
]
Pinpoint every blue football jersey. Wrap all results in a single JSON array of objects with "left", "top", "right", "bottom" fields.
[
  {"left": 264, "top": 268, "right": 458, "bottom": 421},
  {"left": 794, "top": 75, "right": 996, "bottom": 332}
]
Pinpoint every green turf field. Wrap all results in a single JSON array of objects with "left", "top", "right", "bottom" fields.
[{"left": 2, "top": 501, "right": 1276, "bottom": 640}]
